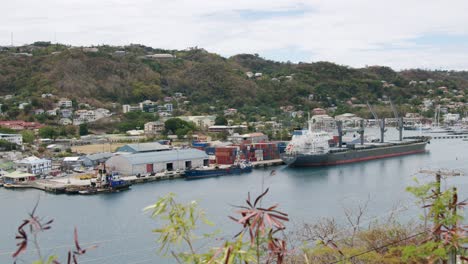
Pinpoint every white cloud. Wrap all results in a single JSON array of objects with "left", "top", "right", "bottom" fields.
[{"left": 1, "top": 0, "right": 468, "bottom": 69}]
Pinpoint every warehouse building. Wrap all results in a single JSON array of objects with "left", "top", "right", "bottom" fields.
[
  {"left": 105, "top": 148, "right": 209, "bottom": 175},
  {"left": 116, "top": 142, "right": 170, "bottom": 154}
]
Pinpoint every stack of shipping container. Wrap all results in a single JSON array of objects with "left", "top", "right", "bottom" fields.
[{"left": 192, "top": 141, "right": 282, "bottom": 165}]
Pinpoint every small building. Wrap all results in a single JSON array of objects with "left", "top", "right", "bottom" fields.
[
  {"left": 228, "top": 132, "right": 268, "bottom": 144},
  {"left": 312, "top": 108, "right": 327, "bottom": 115},
  {"left": 59, "top": 118, "right": 73, "bottom": 125},
  {"left": 144, "top": 54, "right": 175, "bottom": 60},
  {"left": 0, "top": 133, "right": 23, "bottom": 145},
  {"left": 58, "top": 98, "right": 73, "bottom": 108},
  {"left": 0, "top": 121, "right": 42, "bottom": 130},
  {"left": 164, "top": 103, "right": 173, "bottom": 112},
  {"left": 224, "top": 108, "right": 238, "bottom": 116},
  {"left": 47, "top": 109, "right": 58, "bottom": 116},
  {"left": 122, "top": 104, "right": 141, "bottom": 113},
  {"left": 144, "top": 121, "right": 165, "bottom": 135},
  {"left": 81, "top": 152, "right": 114, "bottom": 167},
  {"left": 34, "top": 109, "right": 45, "bottom": 115},
  {"left": 116, "top": 142, "right": 171, "bottom": 154},
  {"left": 2, "top": 171, "right": 36, "bottom": 185},
  {"left": 106, "top": 148, "right": 209, "bottom": 175},
  {"left": 15, "top": 156, "right": 52, "bottom": 175},
  {"left": 178, "top": 116, "right": 216, "bottom": 129},
  {"left": 335, "top": 113, "right": 363, "bottom": 126},
  {"left": 310, "top": 115, "right": 336, "bottom": 130},
  {"left": 208, "top": 125, "right": 247, "bottom": 133},
  {"left": 60, "top": 109, "right": 73, "bottom": 118}
]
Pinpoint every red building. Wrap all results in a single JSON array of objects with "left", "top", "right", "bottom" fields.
[{"left": 0, "top": 120, "right": 43, "bottom": 130}]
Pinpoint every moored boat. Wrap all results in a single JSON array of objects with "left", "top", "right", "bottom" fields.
[
  {"left": 282, "top": 116, "right": 430, "bottom": 167},
  {"left": 185, "top": 161, "right": 252, "bottom": 179}
]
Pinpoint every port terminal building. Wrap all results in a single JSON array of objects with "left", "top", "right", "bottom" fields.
[{"left": 105, "top": 148, "right": 209, "bottom": 175}]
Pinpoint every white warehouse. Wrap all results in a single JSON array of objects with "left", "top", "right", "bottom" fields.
[{"left": 105, "top": 149, "right": 209, "bottom": 175}]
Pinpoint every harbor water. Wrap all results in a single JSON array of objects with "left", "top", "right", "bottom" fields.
[{"left": 1, "top": 129, "right": 467, "bottom": 263}]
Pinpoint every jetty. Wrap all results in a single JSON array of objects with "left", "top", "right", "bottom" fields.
[
  {"left": 431, "top": 135, "right": 468, "bottom": 140},
  {"left": 251, "top": 159, "right": 284, "bottom": 168}
]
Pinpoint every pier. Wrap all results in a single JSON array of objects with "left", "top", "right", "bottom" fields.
[
  {"left": 1, "top": 160, "right": 285, "bottom": 195},
  {"left": 251, "top": 159, "right": 285, "bottom": 168},
  {"left": 431, "top": 135, "right": 468, "bottom": 140}
]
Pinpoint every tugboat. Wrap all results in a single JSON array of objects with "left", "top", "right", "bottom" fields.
[
  {"left": 78, "top": 165, "right": 131, "bottom": 195},
  {"left": 185, "top": 160, "right": 252, "bottom": 180}
]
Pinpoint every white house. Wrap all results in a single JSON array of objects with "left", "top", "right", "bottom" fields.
[
  {"left": 15, "top": 156, "right": 52, "bottom": 175},
  {"left": 58, "top": 98, "right": 73, "bottom": 108},
  {"left": 178, "top": 116, "right": 216, "bottom": 129},
  {"left": 444, "top": 113, "right": 460, "bottom": 123},
  {"left": 0, "top": 133, "right": 23, "bottom": 145},
  {"left": 144, "top": 121, "right": 165, "bottom": 135}
]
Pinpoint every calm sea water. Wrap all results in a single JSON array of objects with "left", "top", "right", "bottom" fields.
[{"left": 1, "top": 130, "right": 467, "bottom": 264}]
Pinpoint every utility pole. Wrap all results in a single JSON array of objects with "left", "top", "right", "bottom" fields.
[{"left": 419, "top": 169, "right": 463, "bottom": 264}]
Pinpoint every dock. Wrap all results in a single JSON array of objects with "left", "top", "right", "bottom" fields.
[
  {"left": 1, "top": 160, "right": 285, "bottom": 195},
  {"left": 121, "top": 170, "right": 184, "bottom": 184},
  {"left": 431, "top": 135, "right": 468, "bottom": 140},
  {"left": 251, "top": 159, "right": 285, "bottom": 168}
]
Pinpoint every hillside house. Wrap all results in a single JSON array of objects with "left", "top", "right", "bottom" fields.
[{"left": 144, "top": 121, "right": 164, "bottom": 135}]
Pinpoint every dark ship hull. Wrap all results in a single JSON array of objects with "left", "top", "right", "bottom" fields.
[
  {"left": 281, "top": 137, "right": 429, "bottom": 167},
  {"left": 185, "top": 165, "right": 252, "bottom": 179}
]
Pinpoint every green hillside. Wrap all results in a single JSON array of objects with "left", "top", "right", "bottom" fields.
[{"left": 0, "top": 42, "right": 467, "bottom": 120}]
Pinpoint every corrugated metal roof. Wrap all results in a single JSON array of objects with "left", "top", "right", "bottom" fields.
[
  {"left": 85, "top": 152, "right": 114, "bottom": 161},
  {"left": 118, "top": 149, "right": 208, "bottom": 165},
  {"left": 117, "top": 142, "right": 170, "bottom": 153}
]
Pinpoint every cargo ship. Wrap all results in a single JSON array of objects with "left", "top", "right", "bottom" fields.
[
  {"left": 185, "top": 162, "right": 252, "bottom": 179},
  {"left": 281, "top": 117, "right": 430, "bottom": 167}
]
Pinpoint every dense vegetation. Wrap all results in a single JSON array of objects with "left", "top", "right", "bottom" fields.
[{"left": 1, "top": 43, "right": 467, "bottom": 121}]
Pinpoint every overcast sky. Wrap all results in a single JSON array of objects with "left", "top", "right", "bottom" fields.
[{"left": 2, "top": 0, "right": 468, "bottom": 70}]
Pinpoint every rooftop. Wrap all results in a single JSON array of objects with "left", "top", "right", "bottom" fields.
[
  {"left": 114, "top": 148, "right": 207, "bottom": 165},
  {"left": 117, "top": 142, "right": 171, "bottom": 153}
]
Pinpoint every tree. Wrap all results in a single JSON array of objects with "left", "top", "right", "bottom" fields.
[
  {"left": 164, "top": 118, "right": 195, "bottom": 135},
  {"left": 0, "top": 139, "right": 18, "bottom": 151},
  {"left": 215, "top": 115, "right": 228, "bottom": 125},
  {"left": 79, "top": 123, "right": 89, "bottom": 136},
  {"left": 21, "top": 130, "right": 35, "bottom": 144},
  {"left": 0, "top": 126, "right": 16, "bottom": 134},
  {"left": 38, "top": 126, "right": 58, "bottom": 140}
]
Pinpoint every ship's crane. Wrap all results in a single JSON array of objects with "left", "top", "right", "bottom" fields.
[
  {"left": 367, "top": 102, "right": 386, "bottom": 143},
  {"left": 390, "top": 99, "right": 403, "bottom": 141}
]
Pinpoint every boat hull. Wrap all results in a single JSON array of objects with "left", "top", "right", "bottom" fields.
[
  {"left": 282, "top": 140, "right": 428, "bottom": 167},
  {"left": 185, "top": 166, "right": 252, "bottom": 179}
]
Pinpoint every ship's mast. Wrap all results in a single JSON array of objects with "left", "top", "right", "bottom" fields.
[
  {"left": 367, "top": 102, "right": 385, "bottom": 143},
  {"left": 390, "top": 99, "right": 403, "bottom": 141},
  {"left": 336, "top": 120, "right": 343, "bottom": 148}
]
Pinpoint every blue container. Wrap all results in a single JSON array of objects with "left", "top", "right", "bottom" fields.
[
  {"left": 205, "top": 147, "right": 216, "bottom": 155},
  {"left": 193, "top": 142, "right": 209, "bottom": 148}
]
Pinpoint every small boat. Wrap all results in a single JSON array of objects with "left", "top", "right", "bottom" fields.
[
  {"left": 78, "top": 189, "right": 97, "bottom": 195},
  {"left": 185, "top": 161, "right": 253, "bottom": 180}
]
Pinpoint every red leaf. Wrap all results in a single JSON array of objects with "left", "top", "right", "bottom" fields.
[{"left": 254, "top": 188, "right": 269, "bottom": 207}]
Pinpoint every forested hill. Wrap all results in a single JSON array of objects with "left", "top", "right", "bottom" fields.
[{"left": 1, "top": 42, "right": 467, "bottom": 115}]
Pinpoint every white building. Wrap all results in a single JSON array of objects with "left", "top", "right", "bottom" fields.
[
  {"left": 444, "top": 113, "right": 460, "bottom": 123},
  {"left": 47, "top": 109, "right": 58, "bottom": 116},
  {"left": 178, "top": 116, "right": 216, "bottom": 129},
  {"left": 19, "top": 103, "right": 29, "bottom": 110},
  {"left": 58, "top": 98, "right": 73, "bottom": 108},
  {"left": 144, "top": 121, "right": 165, "bottom": 135},
  {"left": 164, "top": 103, "right": 173, "bottom": 112},
  {"left": 0, "top": 133, "right": 23, "bottom": 145},
  {"left": 122, "top": 104, "right": 141, "bottom": 113},
  {"left": 15, "top": 156, "right": 52, "bottom": 175},
  {"left": 106, "top": 149, "right": 208, "bottom": 175}
]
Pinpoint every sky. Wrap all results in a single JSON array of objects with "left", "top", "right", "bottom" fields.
[{"left": 2, "top": 0, "right": 468, "bottom": 70}]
